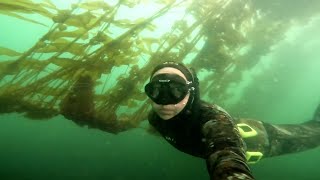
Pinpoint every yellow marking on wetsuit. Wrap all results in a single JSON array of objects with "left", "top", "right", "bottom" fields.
[
  {"left": 236, "top": 123, "right": 258, "bottom": 138},
  {"left": 236, "top": 123, "right": 263, "bottom": 164},
  {"left": 246, "top": 151, "right": 263, "bottom": 164}
]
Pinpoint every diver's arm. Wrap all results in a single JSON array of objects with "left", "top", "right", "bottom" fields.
[{"left": 202, "top": 112, "right": 254, "bottom": 180}]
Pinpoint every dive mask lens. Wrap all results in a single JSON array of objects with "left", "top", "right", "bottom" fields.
[
  {"left": 168, "top": 82, "right": 188, "bottom": 100},
  {"left": 145, "top": 82, "right": 161, "bottom": 99},
  {"left": 144, "top": 74, "right": 190, "bottom": 105}
]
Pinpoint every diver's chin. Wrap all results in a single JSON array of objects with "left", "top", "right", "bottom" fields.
[{"left": 158, "top": 113, "right": 175, "bottom": 120}]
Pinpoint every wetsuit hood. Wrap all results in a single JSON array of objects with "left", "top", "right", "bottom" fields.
[{"left": 149, "top": 61, "right": 200, "bottom": 120}]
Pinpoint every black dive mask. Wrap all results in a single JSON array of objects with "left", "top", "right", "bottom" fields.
[{"left": 145, "top": 73, "right": 192, "bottom": 105}]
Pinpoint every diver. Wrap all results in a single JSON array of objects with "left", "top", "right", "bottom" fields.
[{"left": 144, "top": 61, "right": 320, "bottom": 180}]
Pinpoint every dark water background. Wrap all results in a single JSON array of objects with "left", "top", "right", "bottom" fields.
[{"left": 1, "top": 2, "right": 320, "bottom": 180}]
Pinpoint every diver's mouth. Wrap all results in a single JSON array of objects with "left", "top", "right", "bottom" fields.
[
  {"left": 159, "top": 109, "right": 173, "bottom": 114},
  {"left": 158, "top": 108, "right": 175, "bottom": 115}
]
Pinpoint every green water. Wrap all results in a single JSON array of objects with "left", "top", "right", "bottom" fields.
[{"left": 1, "top": 1, "right": 320, "bottom": 180}]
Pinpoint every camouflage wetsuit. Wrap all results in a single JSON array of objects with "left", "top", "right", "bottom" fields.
[
  {"left": 148, "top": 102, "right": 320, "bottom": 180},
  {"left": 148, "top": 101, "right": 255, "bottom": 180},
  {"left": 237, "top": 108, "right": 320, "bottom": 158}
]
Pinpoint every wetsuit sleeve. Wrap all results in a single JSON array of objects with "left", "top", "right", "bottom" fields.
[{"left": 202, "top": 110, "right": 254, "bottom": 180}]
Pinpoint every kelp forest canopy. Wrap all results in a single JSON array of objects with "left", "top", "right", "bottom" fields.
[{"left": 0, "top": 0, "right": 319, "bottom": 134}]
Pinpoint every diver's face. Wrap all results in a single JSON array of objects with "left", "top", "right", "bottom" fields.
[{"left": 149, "top": 67, "right": 190, "bottom": 120}]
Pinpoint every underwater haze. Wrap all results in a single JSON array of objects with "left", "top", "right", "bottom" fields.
[{"left": 1, "top": 0, "right": 320, "bottom": 180}]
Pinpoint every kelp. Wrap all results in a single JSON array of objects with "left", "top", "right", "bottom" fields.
[
  {"left": 0, "top": 0, "right": 319, "bottom": 134},
  {"left": 0, "top": 0, "right": 56, "bottom": 26},
  {"left": 0, "top": 47, "right": 21, "bottom": 56}
]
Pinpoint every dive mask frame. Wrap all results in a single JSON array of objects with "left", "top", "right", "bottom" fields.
[{"left": 145, "top": 73, "right": 194, "bottom": 105}]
